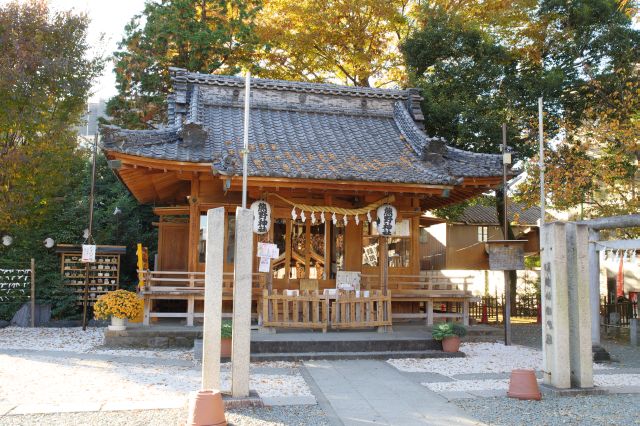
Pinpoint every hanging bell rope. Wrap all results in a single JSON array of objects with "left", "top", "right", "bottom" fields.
[{"left": 269, "top": 193, "right": 395, "bottom": 217}]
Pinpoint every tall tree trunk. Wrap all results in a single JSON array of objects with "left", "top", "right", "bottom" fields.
[{"left": 495, "top": 188, "right": 518, "bottom": 310}]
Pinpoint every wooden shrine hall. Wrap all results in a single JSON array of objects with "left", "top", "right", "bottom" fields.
[{"left": 101, "top": 68, "right": 506, "bottom": 329}]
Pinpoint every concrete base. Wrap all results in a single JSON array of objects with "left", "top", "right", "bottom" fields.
[
  {"left": 592, "top": 344, "right": 611, "bottom": 362},
  {"left": 221, "top": 390, "right": 263, "bottom": 409},
  {"left": 540, "top": 383, "right": 608, "bottom": 397}
]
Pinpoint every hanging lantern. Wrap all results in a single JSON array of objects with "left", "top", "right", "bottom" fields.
[
  {"left": 320, "top": 212, "right": 325, "bottom": 223},
  {"left": 251, "top": 200, "right": 271, "bottom": 234},
  {"left": 301, "top": 211, "right": 307, "bottom": 223},
  {"left": 376, "top": 204, "right": 397, "bottom": 236},
  {"left": 291, "top": 207, "right": 297, "bottom": 221},
  {"left": 43, "top": 238, "right": 55, "bottom": 249},
  {"left": 355, "top": 214, "right": 360, "bottom": 225},
  {"left": 311, "top": 212, "right": 317, "bottom": 225},
  {"left": 332, "top": 212, "right": 337, "bottom": 225},
  {"left": 1, "top": 235, "right": 12, "bottom": 246}
]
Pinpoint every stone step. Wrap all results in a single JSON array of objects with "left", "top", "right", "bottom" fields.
[
  {"left": 248, "top": 350, "right": 464, "bottom": 362},
  {"left": 250, "top": 339, "right": 442, "bottom": 354}
]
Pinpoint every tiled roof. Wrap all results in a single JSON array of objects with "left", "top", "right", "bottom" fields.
[
  {"left": 455, "top": 204, "right": 541, "bottom": 225},
  {"left": 101, "top": 69, "right": 504, "bottom": 185}
]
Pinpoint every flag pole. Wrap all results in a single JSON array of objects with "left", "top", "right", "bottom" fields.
[
  {"left": 242, "top": 72, "right": 251, "bottom": 209},
  {"left": 538, "top": 97, "right": 545, "bottom": 226}
]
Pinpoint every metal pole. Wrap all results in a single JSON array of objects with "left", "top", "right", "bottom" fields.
[
  {"left": 538, "top": 97, "right": 545, "bottom": 227},
  {"left": 241, "top": 72, "right": 251, "bottom": 209},
  {"left": 30, "top": 258, "right": 35, "bottom": 327},
  {"left": 82, "top": 133, "right": 98, "bottom": 331},
  {"left": 502, "top": 123, "right": 511, "bottom": 346}
]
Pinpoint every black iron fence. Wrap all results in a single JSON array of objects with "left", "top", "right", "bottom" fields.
[
  {"left": 601, "top": 296, "right": 638, "bottom": 328},
  {"left": 470, "top": 295, "right": 541, "bottom": 324}
]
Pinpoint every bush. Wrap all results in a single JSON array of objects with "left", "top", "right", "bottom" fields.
[{"left": 221, "top": 319, "right": 232, "bottom": 339}]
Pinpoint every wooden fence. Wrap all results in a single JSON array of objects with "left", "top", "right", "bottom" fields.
[
  {"left": 261, "top": 289, "right": 391, "bottom": 331},
  {"left": 261, "top": 290, "right": 329, "bottom": 331},
  {"left": 331, "top": 290, "right": 392, "bottom": 329}
]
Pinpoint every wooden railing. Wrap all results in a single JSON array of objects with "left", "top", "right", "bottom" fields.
[
  {"left": 361, "top": 272, "right": 475, "bottom": 325},
  {"left": 261, "top": 290, "right": 329, "bottom": 331},
  {"left": 138, "top": 270, "right": 265, "bottom": 326}
]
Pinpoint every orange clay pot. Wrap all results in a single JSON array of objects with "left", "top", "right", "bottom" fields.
[
  {"left": 220, "top": 338, "right": 232, "bottom": 358},
  {"left": 507, "top": 369, "right": 541, "bottom": 400},
  {"left": 441, "top": 336, "right": 461, "bottom": 353},
  {"left": 186, "top": 389, "right": 227, "bottom": 426}
]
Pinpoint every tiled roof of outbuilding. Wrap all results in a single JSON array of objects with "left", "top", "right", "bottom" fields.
[
  {"left": 101, "top": 69, "right": 504, "bottom": 186},
  {"left": 455, "top": 204, "right": 542, "bottom": 225}
]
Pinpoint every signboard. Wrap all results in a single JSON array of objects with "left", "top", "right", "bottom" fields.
[
  {"left": 81, "top": 244, "right": 96, "bottom": 263},
  {"left": 485, "top": 240, "right": 525, "bottom": 270},
  {"left": 259, "top": 257, "right": 271, "bottom": 273},
  {"left": 257, "top": 242, "right": 279, "bottom": 259},
  {"left": 336, "top": 271, "right": 361, "bottom": 291},
  {"left": 257, "top": 242, "right": 279, "bottom": 273}
]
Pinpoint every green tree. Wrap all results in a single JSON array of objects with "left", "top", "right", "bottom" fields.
[
  {"left": 0, "top": 151, "right": 158, "bottom": 321},
  {"left": 0, "top": 0, "right": 103, "bottom": 229},
  {"left": 107, "top": 0, "right": 262, "bottom": 128}
]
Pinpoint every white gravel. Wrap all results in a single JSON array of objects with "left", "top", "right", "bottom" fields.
[
  {"left": 0, "top": 327, "right": 314, "bottom": 410},
  {"left": 387, "top": 342, "right": 612, "bottom": 375},
  {"left": 0, "top": 326, "right": 103, "bottom": 352}
]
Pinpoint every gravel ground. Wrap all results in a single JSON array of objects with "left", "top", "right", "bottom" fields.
[
  {"left": 452, "top": 324, "right": 640, "bottom": 426},
  {"left": 456, "top": 394, "right": 640, "bottom": 426},
  {"left": 509, "top": 323, "right": 640, "bottom": 368},
  {"left": 0, "top": 406, "right": 330, "bottom": 426}
]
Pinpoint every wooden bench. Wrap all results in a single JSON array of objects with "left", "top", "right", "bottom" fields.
[
  {"left": 362, "top": 272, "right": 476, "bottom": 326},
  {"left": 138, "top": 270, "right": 264, "bottom": 326}
]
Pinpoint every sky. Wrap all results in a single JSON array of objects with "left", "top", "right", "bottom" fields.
[{"left": 1, "top": 0, "right": 148, "bottom": 102}]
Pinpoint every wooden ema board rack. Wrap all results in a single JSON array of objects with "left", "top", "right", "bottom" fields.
[{"left": 57, "top": 245, "right": 126, "bottom": 306}]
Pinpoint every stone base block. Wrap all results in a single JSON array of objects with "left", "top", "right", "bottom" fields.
[
  {"left": 540, "top": 384, "right": 608, "bottom": 397},
  {"left": 222, "top": 390, "right": 263, "bottom": 409}
]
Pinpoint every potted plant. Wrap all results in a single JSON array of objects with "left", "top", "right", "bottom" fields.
[
  {"left": 432, "top": 322, "right": 467, "bottom": 352},
  {"left": 94, "top": 289, "right": 144, "bottom": 331},
  {"left": 220, "top": 319, "right": 232, "bottom": 357}
]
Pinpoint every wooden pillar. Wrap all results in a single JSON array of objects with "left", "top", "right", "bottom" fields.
[
  {"left": 187, "top": 173, "right": 200, "bottom": 272},
  {"left": 379, "top": 237, "right": 389, "bottom": 294}
]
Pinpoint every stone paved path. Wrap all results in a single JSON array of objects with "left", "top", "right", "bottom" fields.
[{"left": 303, "top": 359, "right": 484, "bottom": 426}]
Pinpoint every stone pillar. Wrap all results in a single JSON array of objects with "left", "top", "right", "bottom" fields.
[
  {"left": 588, "top": 228, "right": 601, "bottom": 346},
  {"left": 202, "top": 207, "right": 225, "bottom": 390},
  {"left": 566, "top": 223, "right": 593, "bottom": 388},
  {"left": 541, "top": 222, "right": 571, "bottom": 389},
  {"left": 630, "top": 319, "right": 638, "bottom": 346},
  {"left": 231, "top": 207, "right": 254, "bottom": 397}
]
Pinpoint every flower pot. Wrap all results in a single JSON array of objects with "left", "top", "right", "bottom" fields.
[
  {"left": 108, "top": 316, "right": 128, "bottom": 331},
  {"left": 507, "top": 369, "right": 541, "bottom": 400},
  {"left": 221, "top": 338, "right": 232, "bottom": 358},
  {"left": 186, "top": 389, "right": 226, "bottom": 426},
  {"left": 441, "top": 336, "right": 461, "bottom": 353}
]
